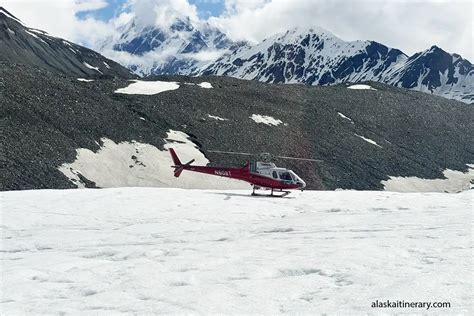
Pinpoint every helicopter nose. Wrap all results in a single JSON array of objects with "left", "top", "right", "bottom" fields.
[{"left": 297, "top": 180, "right": 306, "bottom": 190}]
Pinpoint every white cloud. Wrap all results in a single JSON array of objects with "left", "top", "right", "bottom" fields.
[{"left": 126, "top": 0, "right": 200, "bottom": 28}]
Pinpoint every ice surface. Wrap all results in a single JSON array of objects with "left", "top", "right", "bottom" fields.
[
  {"left": 347, "top": 84, "right": 377, "bottom": 90},
  {"left": 114, "top": 80, "right": 180, "bottom": 95},
  {"left": 382, "top": 165, "right": 474, "bottom": 193},
  {"left": 250, "top": 114, "right": 283, "bottom": 126},
  {"left": 1, "top": 188, "right": 471, "bottom": 314}
]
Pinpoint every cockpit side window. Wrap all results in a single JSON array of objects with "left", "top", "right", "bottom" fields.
[
  {"left": 272, "top": 171, "right": 278, "bottom": 179},
  {"left": 279, "top": 171, "right": 293, "bottom": 181}
]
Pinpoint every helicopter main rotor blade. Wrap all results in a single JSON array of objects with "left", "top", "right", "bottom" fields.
[
  {"left": 207, "top": 150, "right": 254, "bottom": 156},
  {"left": 275, "top": 155, "right": 322, "bottom": 162},
  {"left": 208, "top": 150, "right": 322, "bottom": 162}
]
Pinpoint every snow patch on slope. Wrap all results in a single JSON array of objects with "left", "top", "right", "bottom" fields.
[
  {"left": 250, "top": 114, "right": 283, "bottom": 126},
  {"left": 198, "top": 82, "right": 213, "bottom": 89},
  {"left": 347, "top": 84, "right": 377, "bottom": 90},
  {"left": 83, "top": 62, "right": 102, "bottom": 74},
  {"left": 208, "top": 114, "right": 228, "bottom": 121},
  {"left": 77, "top": 78, "right": 94, "bottom": 82},
  {"left": 58, "top": 130, "right": 248, "bottom": 189},
  {"left": 382, "top": 165, "right": 474, "bottom": 193},
  {"left": 354, "top": 134, "right": 382, "bottom": 148},
  {"left": 115, "top": 80, "right": 180, "bottom": 95},
  {"left": 337, "top": 112, "right": 353, "bottom": 123}
]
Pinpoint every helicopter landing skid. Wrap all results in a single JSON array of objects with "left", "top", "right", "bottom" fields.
[{"left": 251, "top": 187, "right": 291, "bottom": 198}]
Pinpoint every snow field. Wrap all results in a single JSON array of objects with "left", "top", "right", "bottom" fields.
[{"left": 1, "top": 189, "right": 471, "bottom": 314}]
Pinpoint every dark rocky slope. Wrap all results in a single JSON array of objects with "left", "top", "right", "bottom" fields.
[
  {"left": 0, "top": 7, "right": 134, "bottom": 78},
  {"left": 1, "top": 62, "right": 473, "bottom": 191}
]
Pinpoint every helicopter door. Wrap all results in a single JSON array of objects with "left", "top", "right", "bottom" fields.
[{"left": 272, "top": 171, "right": 278, "bottom": 179}]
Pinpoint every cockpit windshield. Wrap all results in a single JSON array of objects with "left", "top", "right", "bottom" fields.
[
  {"left": 289, "top": 170, "right": 306, "bottom": 188},
  {"left": 289, "top": 171, "right": 299, "bottom": 181}
]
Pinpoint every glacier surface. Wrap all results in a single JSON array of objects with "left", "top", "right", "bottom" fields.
[{"left": 1, "top": 188, "right": 471, "bottom": 314}]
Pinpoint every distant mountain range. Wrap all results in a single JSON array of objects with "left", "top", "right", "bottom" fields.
[
  {"left": 99, "top": 16, "right": 242, "bottom": 76},
  {"left": 0, "top": 7, "right": 133, "bottom": 78},
  {"left": 100, "top": 17, "right": 473, "bottom": 104},
  {"left": 201, "top": 28, "right": 473, "bottom": 104}
]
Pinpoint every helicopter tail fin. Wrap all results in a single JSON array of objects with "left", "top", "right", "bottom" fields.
[
  {"left": 169, "top": 148, "right": 195, "bottom": 178},
  {"left": 169, "top": 148, "right": 182, "bottom": 166}
]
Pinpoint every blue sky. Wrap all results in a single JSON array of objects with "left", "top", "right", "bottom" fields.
[
  {"left": 188, "top": 0, "right": 226, "bottom": 19},
  {"left": 76, "top": 0, "right": 226, "bottom": 21}
]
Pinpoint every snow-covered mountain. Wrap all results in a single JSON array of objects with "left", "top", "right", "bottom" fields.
[
  {"left": 100, "top": 16, "right": 240, "bottom": 76},
  {"left": 382, "top": 45, "right": 473, "bottom": 103},
  {"left": 202, "top": 27, "right": 407, "bottom": 85},
  {"left": 0, "top": 7, "right": 133, "bottom": 78},
  {"left": 201, "top": 27, "right": 473, "bottom": 104}
]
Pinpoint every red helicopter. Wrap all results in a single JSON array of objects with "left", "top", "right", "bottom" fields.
[{"left": 169, "top": 148, "right": 320, "bottom": 197}]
